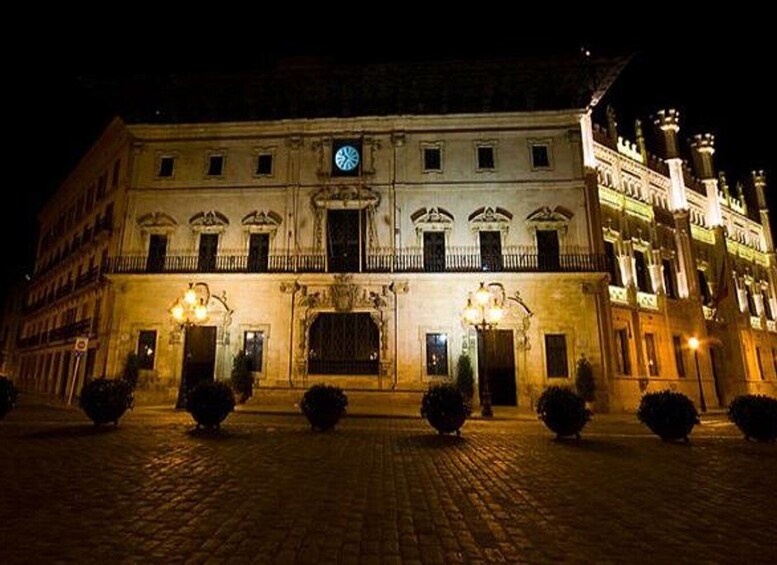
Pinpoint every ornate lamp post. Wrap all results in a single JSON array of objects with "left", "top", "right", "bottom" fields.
[
  {"left": 688, "top": 336, "right": 706, "bottom": 413},
  {"left": 463, "top": 282, "right": 505, "bottom": 417},
  {"left": 171, "top": 282, "right": 211, "bottom": 408}
]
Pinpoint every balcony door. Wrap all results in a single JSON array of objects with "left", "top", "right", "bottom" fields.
[
  {"left": 247, "top": 233, "right": 270, "bottom": 272},
  {"left": 146, "top": 234, "right": 167, "bottom": 273},
  {"left": 327, "top": 210, "right": 364, "bottom": 273},
  {"left": 479, "top": 231, "right": 502, "bottom": 272},
  {"left": 198, "top": 234, "right": 218, "bottom": 272},
  {"left": 423, "top": 232, "right": 446, "bottom": 272},
  {"left": 536, "top": 230, "right": 560, "bottom": 271}
]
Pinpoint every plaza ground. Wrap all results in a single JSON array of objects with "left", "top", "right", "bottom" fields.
[{"left": 1, "top": 398, "right": 776, "bottom": 564}]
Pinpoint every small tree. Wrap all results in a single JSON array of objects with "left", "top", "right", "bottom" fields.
[
  {"left": 231, "top": 351, "right": 254, "bottom": 404},
  {"left": 455, "top": 353, "right": 475, "bottom": 404},
  {"left": 575, "top": 355, "right": 595, "bottom": 403},
  {"left": 122, "top": 352, "right": 140, "bottom": 391}
]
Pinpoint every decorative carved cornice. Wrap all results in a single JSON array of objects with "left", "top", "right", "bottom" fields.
[
  {"left": 189, "top": 211, "right": 229, "bottom": 233},
  {"left": 137, "top": 212, "right": 177, "bottom": 234},
  {"left": 242, "top": 210, "right": 283, "bottom": 233},
  {"left": 311, "top": 185, "right": 380, "bottom": 210}
]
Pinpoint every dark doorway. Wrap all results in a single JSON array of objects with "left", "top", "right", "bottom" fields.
[
  {"left": 198, "top": 234, "right": 219, "bottom": 272},
  {"left": 536, "top": 230, "right": 560, "bottom": 271},
  {"left": 423, "top": 232, "right": 446, "bottom": 272},
  {"left": 477, "top": 329, "right": 517, "bottom": 406},
  {"left": 327, "top": 210, "right": 364, "bottom": 273},
  {"left": 58, "top": 351, "right": 71, "bottom": 399},
  {"left": 308, "top": 313, "right": 379, "bottom": 375},
  {"left": 247, "top": 233, "right": 270, "bottom": 272},
  {"left": 709, "top": 347, "right": 724, "bottom": 407},
  {"left": 479, "top": 231, "right": 502, "bottom": 271},
  {"left": 146, "top": 234, "right": 168, "bottom": 273},
  {"left": 177, "top": 326, "right": 217, "bottom": 408}
]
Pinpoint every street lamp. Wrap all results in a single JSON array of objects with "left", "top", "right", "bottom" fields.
[
  {"left": 171, "top": 282, "right": 211, "bottom": 408},
  {"left": 463, "top": 282, "right": 506, "bottom": 417},
  {"left": 688, "top": 336, "right": 707, "bottom": 413}
]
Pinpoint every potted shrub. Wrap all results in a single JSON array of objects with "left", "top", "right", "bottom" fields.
[
  {"left": 230, "top": 351, "right": 254, "bottom": 404},
  {"left": 575, "top": 356, "right": 595, "bottom": 406},
  {"left": 536, "top": 386, "right": 591, "bottom": 439},
  {"left": 80, "top": 378, "right": 134, "bottom": 425},
  {"left": 728, "top": 394, "right": 777, "bottom": 442},
  {"left": 421, "top": 384, "right": 470, "bottom": 436},
  {"left": 300, "top": 384, "right": 348, "bottom": 431},
  {"left": 637, "top": 390, "right": 699, "bottom": 442},
  {"left": 455, "top": 353, "right": 475, "bottom": 407},
  {"left": 122, "top": 352, "right": 140, "bottom": 391},
  {"left": 0, "top": 377, "right": 18, "bottom": 420},
  {"left": 187, "top": 381, "right": 235, "bottom": 430}
]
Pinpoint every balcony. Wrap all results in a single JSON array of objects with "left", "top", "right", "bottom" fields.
[
  {"left": 637, "top": 292, "right": 658, "bottom": 311},
  {"left": 74, "top": 267, "right": 99, "bottom": 290},
  {"left": 105, "top": 247, "right": 609, "bottom": 275},
  {"left": 48, "top": 319, "right": 92, "bottom": 343}
]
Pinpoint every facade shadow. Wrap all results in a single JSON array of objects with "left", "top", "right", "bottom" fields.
[{"left": 26, "top": 425, "right": 119, "bottom": 439}]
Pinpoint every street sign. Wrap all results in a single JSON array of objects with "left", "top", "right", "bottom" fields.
[{"left": 74, "top": 337, "right": 89, "bottom": 353}]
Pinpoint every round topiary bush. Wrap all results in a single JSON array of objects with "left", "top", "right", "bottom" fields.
[
  {"left": 300, "top": 384, "right": 348, "bottom": 431},
  {"left": 455, "top": 354, "right": 475, "bottom": 406},
  {"left": 0, "top": 377, "right": 18, "bottom": 420},
  {"left": 637, "top": 390, "right": 699, "bottom": 442},
  {"left": 80, "top": 378, "right": 133, "bottom": 426},
  {"left": 421, "top": 384, "right": 470, "bottom": 436},
  {"left": 575, "top": 356, "right": 596, "bottom": 404},
  {"left": 728, "top": 394, "right": 777, "bottom": 442},
  {"left": 187, "top": 381, "right": 235, "bottom": 430},
  {"left": 536, "top": 386, "right": 591, "bottom": 439}
]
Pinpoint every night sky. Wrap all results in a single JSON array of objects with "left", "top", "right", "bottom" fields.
[{"left": 4, "top": 22, "right": 774, "bottom": 303}]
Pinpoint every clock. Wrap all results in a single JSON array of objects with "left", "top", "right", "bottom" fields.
[{"left": 334, "top": 144, "right": 360, "bottom": 172}]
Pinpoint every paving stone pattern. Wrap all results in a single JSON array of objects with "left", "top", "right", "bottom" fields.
[{"left": 1, "top": 404, "right": 776, "bottom": 564}]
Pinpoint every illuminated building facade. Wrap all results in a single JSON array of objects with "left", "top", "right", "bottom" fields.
[{"left": 8, "top": 59, "right": 776, "bottom": 410}]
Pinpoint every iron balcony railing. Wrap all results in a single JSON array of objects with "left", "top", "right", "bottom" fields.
[
  {"left": 17, "top": 319, "right": 93, "bottom": 350},
  {"left": 105, "top": 246, "right": 609, "bottom": 275}
]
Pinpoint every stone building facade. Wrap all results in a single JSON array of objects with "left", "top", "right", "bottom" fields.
[{"left": 8, "top": 60, "right": 776, "bottom": 411}]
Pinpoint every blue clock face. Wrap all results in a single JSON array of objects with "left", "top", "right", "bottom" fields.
[{"left": 334, "top": 145, "right": 360, "bottom": 172}]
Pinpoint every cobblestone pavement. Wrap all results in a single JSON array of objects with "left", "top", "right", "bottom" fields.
[{"left": 1, "top": 402, "right": 776, "bottom": 564}]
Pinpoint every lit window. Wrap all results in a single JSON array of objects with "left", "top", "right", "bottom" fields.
[
  {"left": 425, "top": 333, "right": 448, "bottom": 376},
  {"left": 244, "top": 331, "right": 264, "bottom": 372},
  {"left": 137, "top": 330, "right": 157, "bottom": 370}
]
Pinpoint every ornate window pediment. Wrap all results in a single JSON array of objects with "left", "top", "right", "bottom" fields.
[
  {"left": 242, "top": 210, "right": 282, "bottom": 234},
  {"left": 468, "top": 206, "right": 512, "bottom": 233},
  {"left": 411, "top": 207, "right": 454, "bottom": 235},
  {"left": 137, "top": 212, "right": 177, "bottom": 234},
  {"left": 525, "top": 206, "right": 573, "bottom": 234},
  {"left": 189, "top": 211, "right": 229, "bottom": 233},
  {"left": 311, "top": 185, "right": 380, "bottom": 210}
]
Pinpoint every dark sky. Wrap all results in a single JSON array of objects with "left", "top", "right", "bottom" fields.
[{"left": 4, "top": 21, "right": 774, "bottom": 303}]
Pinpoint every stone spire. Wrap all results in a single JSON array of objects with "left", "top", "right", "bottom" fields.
[
  {"left": 719, "top": 172, "right": 731, "bottom": 200},
  {"left": 606, "top": 106, "right": 618, "bottom": 146},
  {"left": 635, "top": 119, "right": 648, "bottom": 163},
  {"left": 689, "top": 133, "right": 716, "bottom": 180},
  {"left": 653, "top": 109, "right": 680, "bottom": 159}
]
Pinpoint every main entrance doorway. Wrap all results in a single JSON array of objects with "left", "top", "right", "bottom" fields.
[
  {"left": 308, "top": 313, "right": 379, "bottom": 375},
  {"left": 477, "top": 329, "right": 517, "bottom": 406},
  {"left": 177, "top": 326, "right": 217, "bottom": 408}
]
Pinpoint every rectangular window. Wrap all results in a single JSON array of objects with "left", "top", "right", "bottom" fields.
[
  {"left": 207, "top": 155, "right": 224, "bottom": 176},
  {"left": 244, "top": 331, "right": 264, "bottom": 372},
  {"left": 111, "top": 159, "right": 121, "bottom": 188},
  {"left": 425, "top": 333, "right": 448, "bottom": 376},
  {"left": 746, "top": 287, "right": 758, "bottom": 316},
  {"left": 423, "top": 147, "right": 441, "bottom": 171},
  {"left": 536, "top": 229, "right": 560, "bottom": 271},
  {"left": 634, "top": 251, "right": 651, "bottom": 293},
  {"left": 672, "top": 335, "right": 685, "bottom": 377},
  {"left": 531, "top": 144, "right": 550, "bottom": 168},
  {"left": 645, "top": 333, "right": 659, "bottom": 376},
  {"left": 605, "top": 241, "right": 621, "bottom": 286},
  {"left": 615, "top": 328, "right": 631, "bottom": 375},
  {"left": 137, "top": 330, "right": 157, "bottom": 370},
  {"left": 697, "top": 270, "right": 711, "bottom": 304},
  {"left": 256, "top": 153, "right": 273, "bottom": 176},
  {"left": 756, "top": 347, "right": 765, "bottom": 380},
  {"left": 158, "top": 156, "right": 175, "bottom": 177},
  {"left": 247, "top": 233, "right": 270, "bottom": 273},
  {"left": 663, "top": 259, "right": 677, "bottom": 299},
  {"left": 479, "top": 230, "right": 502, "bottom": 272},
  {"left": 96, "top": 173, "right": 107, "bottom": 200},
  {"left": 146, "top": 234, "right": 168, "bottom": 273},
  {"left": 477, "top": 146, "right": 495, "bottom": 170},
  {"left": 198, "top": 234, "right": 219, "bottom": 272},
  {"left": 545, "top": 334, "right": 568, "bottom": 378},
  {"left": 762, "top": 290, "right": 773, "bottom": 320}
]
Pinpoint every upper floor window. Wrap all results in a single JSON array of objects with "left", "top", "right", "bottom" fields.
[
  {"left": 423, "top": 146, "right": 442, "bottom": 172},
  {"left": 477, "top": 145, "right": 495, "bottom": 170},
  {"left": 425, "top": 333, "right": 449, "bottom": 376},
  {"left": 530, "top": 142, "right": 551, "bottom": 169},
  {"left": 256, "top": 153, "right": 273, "bottom": 176},
  {"left": 111, "top": 159, "right": 121, "bottom": 188},
  {"left": 662, "top": 258, "right": 678, "bottom": 299},
  {"left": 207, "top": 154, "right": 225, "bottom": 177},
  {"left": 158, "top": 156, "right": 175, "bottom": 178},
  {"left": 634, "top": 250, "right": 651, "bottom": 293},
  {"left": 645, "top": 333, "right": 659, "bottom": 376},
  {"left": 604, "top": 241, "right": 621, "bottom": 286}
]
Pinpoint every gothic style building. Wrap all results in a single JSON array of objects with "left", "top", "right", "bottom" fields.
[{"left": 8, "top": 58, "right": 776, "bottom": 411}]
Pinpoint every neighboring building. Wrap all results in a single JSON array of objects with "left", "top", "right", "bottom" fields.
[
  {"left": 12, "top": 58, "right": 776, "bottom": 410},
  {"left": 0, "top": 282, "right": 25, "bottom": 378}
]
